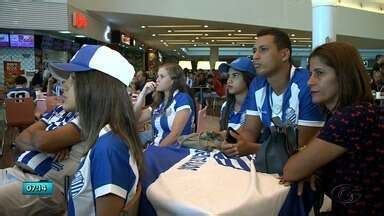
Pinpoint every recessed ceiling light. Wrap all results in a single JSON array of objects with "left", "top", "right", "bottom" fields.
[
  {"left": 168, "top": 30, "right": 172, "bottom": 33},
  {"left": 211, "top": 40, "right": 215, "bottom": 42},
  {"left": 206, "top": 42, "right": 209, "bottom": 45},
  {"left": 241, "top": 44, "right": 245, "bottom": 47},
  {"left": 228, "top": 33, "right": 232, "bottom": 36},
  {"left": 232, "top": 42, "right": 236, "bottom": 45},
  {"left": 191, "top": 40, "right": 195, "bottom": 42},
  {"left": 165, "top": 44, "right": 168, "bottom": 47},
  {"left": 308, "top": 44, "right": 312, "bottom": 47},
  {"left": 254, "top": 36, "right": 258, "bottom": 39},
  {"left": 293, "top": 40, "right": 297, "bottom": 43},
  {"left": 160, "top": 40, "right": 164, "bottom": 42},
  {"left": 237, "top": 30, "right": 242, "bottom": 33},
  {"left": 290, "top": 33, "right": 296, "bottom": 37},
  {"left": 195, "top": 37, "right": 199, "bottom": 39},
  {"left": 152, "top": 34, "right": 156, "bottom": 37},
  {"left": 193, "top": 44, "right": 197, "bottom": 47},
  {"left": 58, "top": 31, "right": 71, "bottom": 34},
  {"left": 203, "top": 25, "right": 209, "bottom": 28},
  {"left": 173, "top": 49, "right": 177, "bottom": 51},
  {"left": 204, "top": 33, "right": 208, "bottom": 36},
  {"left": 141, "top": 26, "right": 146, "bottom": 29},
  {"left": 75, "top": 35, "right": 86, "bottom": 38}
]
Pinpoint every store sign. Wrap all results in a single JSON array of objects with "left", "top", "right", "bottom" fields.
[{"left": 72, "top": 11, "right": 88, "bottom": 29}]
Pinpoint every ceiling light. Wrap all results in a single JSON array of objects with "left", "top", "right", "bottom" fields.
[
  {"left": 203, "top": 25, "right": 209, "bottom": 28},
  {"left": 173, "top": 49, "right": 177, "bottom": 51},
  {"left": 211, "top": 40, "right": 215, "bottom": 42},
  {"left": 206, "top": 42, "right": 209, "bottom": 45},
  {"left": 139, "top": 47, "right": 143, "bottom": 50},
  {"left": 160, "top": 40, "right": 164, "bottom": 42},
  {"left": 237, "top": 30, "right": 242, "bottom": 32},
  {"left": 201, "top": 36, "right": 252, "bottom": 40},
  {"left": 293, "top": 40, "right": 297, "bottom": 43},
  {"left": 58, "top": 31, "right": 71, "bottom": 34},
  {"left": 290, "top": 33, "right": 296, "bottom": 37},
  {"left": 141, "top": 26, "right": 146, "bottom": 29},
  {"left": 195, "top": 37, "right": 200, "bottom": 39},
  {"left": 158, "top": 33, "right": 203, "bottom": 36},
  {"left": 168, "top": 30, "right": 172, "bottom": 33},
  {"left": 182, "top": 55, "right": 185, "bottom": 58},
  {"left": 204, "top": 33, "right": 208, "bottom": 36},
  {"left": 228, "top": 33, "right": 232, "bottom": 36},
  {"left": 193, "top": 44, "right": 197, "bottom": 47},
  {"left": 146, "top": 25, "right": 202, "bottom": 28},
  {"left": 254, "top": 37, "right": 258, "bottom": 39},
  {"left": 242, "top": 44, "right": 245, "bottom": 47},
  {"left": 232, "top": 42, "right": 236, "bottom": 45},
  {"left": 173, "top": 29, "right": 235, "bottom": 33},
  {"left": 75, "top": 35, "right": 86, "bottom": 38},
  {"left": 152, "top": 34, "right": 156, "bottom": 37},
  {"left": 234, "top": 33, "right": 257, "bottom": 36},
  {"left": 191, "top": 40, "right": 195, "bottom": 42},
  {"left": 308, "top": 44, "right": 312, "bottom": 47}
]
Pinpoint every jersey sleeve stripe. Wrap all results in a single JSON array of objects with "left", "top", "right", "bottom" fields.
[
  {"left": 175, "top": 105, "right": 191, "bottom": 113},
  {"left": 298, "top": 120, "right": 324, "bottom": 127},
  {"left": 246, "top": 110, "right": 260, "bottom": 116},
  {"left": 94, "top": 184, "right": 128, "bottom": 199}
]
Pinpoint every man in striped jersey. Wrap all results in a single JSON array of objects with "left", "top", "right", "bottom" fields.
[
  {"left": 0, "top": 102, "right": 86, "bottom": 215},
  {"left": 221, "top": 28, "right": 324, "bottom": 157}
]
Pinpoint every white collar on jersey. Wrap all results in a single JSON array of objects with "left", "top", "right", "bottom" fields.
[
  {"left": 172, "top": 89, "right": 180, "bottom": 97},
  {"left": 98, "top": 124, "right": 112, "bottom": 137},
  {"left": 289, "top": 65, "right": 296, "bottom": 80}
]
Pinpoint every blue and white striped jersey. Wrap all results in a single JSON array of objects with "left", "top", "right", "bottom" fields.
[
  {"left": 245, "top": 66, "right": 324, "bottom": 127},
  {"left": 67, "top": 125, "right": 139, "bottom": 216},
  {"left": 152, "top": 90, "right": 195, "bottom": 146},
  {"left": 220, "top": 101, "right": 247, "bottom": 130},
  {"left": 16, "top": 105, "right": 79, "bottom": 176}
]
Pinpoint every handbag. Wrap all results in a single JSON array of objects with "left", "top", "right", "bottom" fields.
[{"left": 254, "top": 116, "right": 298, "bottom": 174}]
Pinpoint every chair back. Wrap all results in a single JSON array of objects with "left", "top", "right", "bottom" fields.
[{"left": 5, "top": 97, "right": 35, "bottom": 127}]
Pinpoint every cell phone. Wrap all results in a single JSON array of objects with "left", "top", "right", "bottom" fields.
[{"left": 226, "top": 127, "right": 239, "bottom": 143}]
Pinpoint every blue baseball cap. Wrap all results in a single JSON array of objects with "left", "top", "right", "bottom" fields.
[
  {"left": 218, "top": 57, "right": 256, "bottom": 76},
  {"left": 50, "top": 44, "right": 135, "bottom": 86}
]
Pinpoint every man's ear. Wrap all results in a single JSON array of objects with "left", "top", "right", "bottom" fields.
[{"left": 281, "top": 48, "right": 291, "bottom": 63}]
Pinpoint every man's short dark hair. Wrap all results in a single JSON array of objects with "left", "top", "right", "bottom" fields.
[
  {"left": 15, "top": 76, "right": 28, "bottom": 85},
  {"left": 257, "top": 28, "right": 292, "bottom": 62}
]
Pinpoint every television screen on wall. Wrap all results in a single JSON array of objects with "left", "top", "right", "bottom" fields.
[
  {"left": 10, "top": 34, "right": 34, "bottom": 48},
  {"left": 0, "top": 33, "right": 9, "bottom": 47}
]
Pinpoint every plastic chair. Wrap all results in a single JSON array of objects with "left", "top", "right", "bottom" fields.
[
  {"left": 1, "top": 98, "right": 35, "bottom": 157},
  {"left": 121, "top": 184, "right": 142, "bottom": 216}
]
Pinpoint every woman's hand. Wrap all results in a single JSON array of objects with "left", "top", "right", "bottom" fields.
[
  {"left": 141, "top": 81, "right": 157, "bottom": 96},
  {"left": 219, "top": 130, "right": 257, "bottom": 157},
  {"left": 54, "top": 148, "right": 70, "bottom": 162}
]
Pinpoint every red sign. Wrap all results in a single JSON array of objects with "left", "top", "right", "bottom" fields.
[{"left": 72, "top": 11, "right": 88, "bottom": 29}]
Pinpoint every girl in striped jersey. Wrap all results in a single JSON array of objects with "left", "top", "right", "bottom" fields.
[
  {"left": 219, "top": 57, "right": 257, "bottom": 132},
  {"left": 50, "top": 45, "right": 143, "bottom": 216},
  {"left": 134, "top": 63, "right": 196, "bottom": 147}
]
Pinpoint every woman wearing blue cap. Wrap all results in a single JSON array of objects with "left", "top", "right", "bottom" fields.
[
  {"left": 50, "top": 45, "right": 143, "bottom": 216},
  {"left": 218, "top": 57, "right": 257, "bottom": 132}
]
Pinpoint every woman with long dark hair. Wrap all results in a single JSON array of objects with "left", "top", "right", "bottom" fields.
[
  {"left": 51, "top": 45, "right": 143, "bottom": 216},
  {"left": 218, "top": 57, "right": 256, "bottom": 131},
  {"left": 134, "top": 63, "right": 195, "bottom": 147},
  {"left": 283, "top": 42, "right": 383, "bottom": 215}
]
